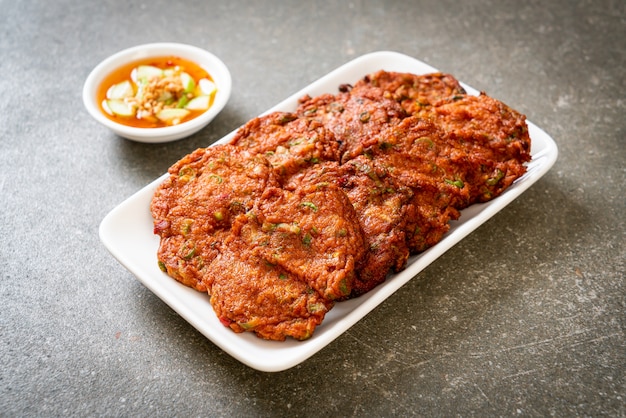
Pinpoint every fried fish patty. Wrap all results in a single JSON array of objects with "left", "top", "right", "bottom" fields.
[
  {"left": 150, "top": 144, "right": 280, "bottom": 291},
  {"left": 412, "top": 94, "right": 530, "bottom": 203},
  {"left": 349, "top": 73, "right": 529, "bottom": 202},
  {"left": 230, "top": 111, "right": 340, "bottom": 180},
  {"left": 289, "top": 158, "right": 416, "bottom": 296},
  {"left": 205, "top": 240, "right": 333, "bottom": 341},
  {"left": 420, "top": 93, "right": 531, "bottom": 162},
  {"left": 348, "top": 72, "right": 528, "bottom": 202},
  {"left": 350, "top": 70, "right": 467, "bottom": 113},
  {"left": 296, "top": 90, "right": 406, "bottom": 162},
  {"left": 343, "top": 116, "right": 471, "bottom": 209},
  {"left": 235, "top": 184, "right": 366, "bottom": 301}
]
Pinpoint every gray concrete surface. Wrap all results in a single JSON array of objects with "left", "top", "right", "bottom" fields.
[{"left": 1, "top": 0, "right": 624, "bottom": 416}]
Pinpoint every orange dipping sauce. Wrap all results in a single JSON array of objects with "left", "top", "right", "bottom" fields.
[{"left": 97, "top": 56, "right": 216, "bottom": 128}]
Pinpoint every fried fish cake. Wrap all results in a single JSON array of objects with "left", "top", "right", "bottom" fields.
[
  {"left": 350, "top": 72, "right": 529, "bottom": 202},
  {"left": 331, "top": 116, "right": 465, "bottom": 254},
  {"left": 351, "top": 70, "right": 467, "bottom": 114},
  {"left": 341, "top": 153, "right": 459, "bottom": 256},
  {"left": 230, "top": 111, "right": 340, "bottom": 180},
  {"left": 290, "top": 158, "right": 414, "bottom": 295},
  {"left": 235, "top": 184, "right": 366, "bottom": 301},
  {"left": 411, "top": 94, "right": 530, "bottom": 202},
  {"left": 423, "top": 93, "right": 531, "bottom": 164},
  {"left": 346, "top": 113, "right": 527, "bottom": 207},
  {"left": 205, "top": 242, "right": 333, "bottom": 341},
  {"left": 150, "top": 144, "right": 279, "bottom": 291},
  {"left": 296, "top": 90, "right": 406, "bottom": 162},
  {"left": 351, "top": 116, "right": 472, "bottom": 209}
]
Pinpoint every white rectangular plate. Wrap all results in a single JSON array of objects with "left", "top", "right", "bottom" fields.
[{"left": 100, "top": 51, "right": 558, "bottom": 372}]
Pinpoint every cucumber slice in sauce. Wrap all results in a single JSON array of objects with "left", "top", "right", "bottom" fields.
[
  {"left": 198, "top": 78, "right": 217, "bottom": 96},
  {"left": 156, "top": 108, "right": 190, "bottom": 125},
  {"left": 177, "top": 95, "right": 190, "bottom": 109},
  {"left": 107, "top": 80, "right": 134, "bottom": 100},
  {"left": 185, "top": 95, "right": 210, "bottom": 111},
  {"left": 105, "top": 99, "right": 136, "bottom": 117},
  {"left": 135, "top": 65, "right": 163, "bottom": 81},
  {"left": 180, "top": 72, "right": 196, "bottom": 93}
]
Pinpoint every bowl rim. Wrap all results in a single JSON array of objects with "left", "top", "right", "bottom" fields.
[{"left": 82, "top": 42, "right": 232, "bottom": 142}]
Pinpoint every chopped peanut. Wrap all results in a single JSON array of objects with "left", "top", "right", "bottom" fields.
[{"left": 126, "top": 69, "right": 186, "bottom": 120}]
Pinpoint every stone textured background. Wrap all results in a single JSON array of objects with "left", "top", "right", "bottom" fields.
[{"left": 1, "top": 0, "right": 624, "bottom": 416}]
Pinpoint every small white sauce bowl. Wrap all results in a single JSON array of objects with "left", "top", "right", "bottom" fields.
[{"left": 83, "top": 43, "right": 232, "bottom": 143}]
